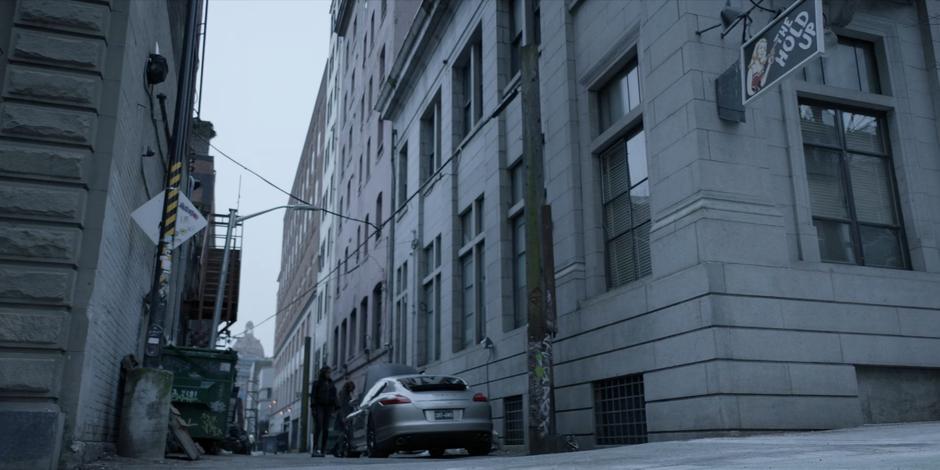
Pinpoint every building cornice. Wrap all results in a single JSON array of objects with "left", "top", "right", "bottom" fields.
[
  {"left": 332, "top": 0, "right": 354, "bottom": 36},
  {"left": 376, "top": 0, "right": 449, "bottom": 120}
]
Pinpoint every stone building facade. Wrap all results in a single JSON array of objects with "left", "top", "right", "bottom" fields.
[
  {"left": 275, "top": 0, "right": 940, "bottom": 452},
  {"left": 372, "top": 0, "right": 940, "bottom": 449},
  {"left": 270, "top": 71, "right": 328, "bottom": 447},
  {"left": 0, "top": 0, "right": 198, "bottom": 468}
]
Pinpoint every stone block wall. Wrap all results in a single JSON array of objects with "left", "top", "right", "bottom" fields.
[{"left": 0, "top": 0, "right": 182, "bottom": 468}]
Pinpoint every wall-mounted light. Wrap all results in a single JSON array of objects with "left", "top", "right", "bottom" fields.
[{"left": 146, "top": 53, "right": 168, "bottom": 85}]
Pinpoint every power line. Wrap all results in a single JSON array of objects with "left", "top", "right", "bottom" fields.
[
  {"left": 222, "top": 83, "right": 521, "bottom": 342},
  {"left": 201, "top": 137, "right": 377, "bottom": 228}
]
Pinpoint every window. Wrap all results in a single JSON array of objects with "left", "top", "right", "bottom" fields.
[
  {"left": 366, "top": 139, "right": 371, "bottom": 180},
  {"left": 349, "top": 310, "right": 357, "bottom": 356},
  {"left": 802, "top": 36, "right": 880, "bottom": 94},
  {"left": 460, "top": 254, "right": 475, "bottom": 350},
  {"left": 381, "top": 0, "right": 387, "bottom": 19},
  {"left": 457, "top": 198, "right": 486, "bottom": 350},
  {"left": 360, "top": 297, "right": 368, "bottom": 352},
  {"left": 368, "top": 77, "right": 373, "bottom": 108},
  {"left": 509, "top": 163, "right": 526, "bottom": 329},
  {"left": 394, "top": 262, "right": 409, "bottom": 364},
  {"left": 419, "top": 236, "right": 442, "bottom": 365},
  {"left": 601, "top": 129, "right": 651, "bottom": 288},
  {"left": 370, "top": 13, "right": 375, "bottom": 50},
  {"left": 358, "top": 154, "right": 364, "bottom": 189},
  {"left": 375, "top": 192, "right": 383, "bottom": 240},
  {"left": 597, "top": 61, "right": 640, "bottom": 133},
  {"left": 397, "top": 143, "right": 408, "bottom": 208},
  {"left": 363, "top": 214, "right": 370, "bottom": 257},
  {"left": 799, "top": 103, "right": 906, "bottom": 268},
  {"left": 593, "top": 374, "right": 647, "bottom": 445},
  {"left": 512, "top": 214, "right": 528, "bottom": 328},
  {"left": 421, "top": 95, "right": 442, "bottom": 181},
  {"left": 356, "top": 227, "right": 361, "bottom": 263},
  {"left": 360, "top": 96, "right": 365, "bottom": 129},
  {"left": 503, "top": 395, "right": 524, "bottom": 445},
  {"left": 372, "top": 283, "right": 383, "bottom": 350},
  {"left": 379, "top": 47, "right": 386, "bottom": 84},
  {"left": 340, "top": 319, "right": 347, "bottom": 364},
  {"left": 508, "top": 0, "right": 523, "bottom": 77},
  {"left": 455, "top": 29, "right": 484, "bottom": 141},
  {"left": 377, "top": 119, "right": 384, "bottom": 156}
]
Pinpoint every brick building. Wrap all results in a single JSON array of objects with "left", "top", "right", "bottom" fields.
[{"left": 0, "top": 1, "right": 203, "bottom": 467}]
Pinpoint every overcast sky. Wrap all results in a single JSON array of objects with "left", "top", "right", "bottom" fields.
[{"left": 200, "top": 0, "right": 332, "bottom": 355}]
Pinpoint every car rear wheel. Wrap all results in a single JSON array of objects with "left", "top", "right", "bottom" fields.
[
  {"left": 366, "top": 420, "right": 389, "bottom": 458},
  {"left": 428, "top": 447, "right": 445, "bottom": 458},
  {"left": 467, "top": 445, "right": 489, "bottom": 456}
]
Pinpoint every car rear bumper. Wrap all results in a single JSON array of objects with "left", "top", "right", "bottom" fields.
[{"left": 385, "top": 430, "right": 492, "bottom": 451}]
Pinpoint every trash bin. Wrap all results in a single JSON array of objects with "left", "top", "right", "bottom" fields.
[{"left": 162, "top": 346, "right": 238, "bottom": 452}]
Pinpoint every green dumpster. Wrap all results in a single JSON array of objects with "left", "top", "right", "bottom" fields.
[{"left": 162, "top": 346, "right": 238, "bottom": 449}]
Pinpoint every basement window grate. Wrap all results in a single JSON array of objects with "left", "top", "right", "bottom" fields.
[
  {"left": 503, "top": 395, "right": 524, "bottom": 445},
  {"left": 593, "top": 374, "right": 647, "bottom": 445}
]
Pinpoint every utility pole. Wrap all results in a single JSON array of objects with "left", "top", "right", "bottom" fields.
[
  {"left": 521, "top": 35, "right": 556, "bottom": 453},
  {"left": 300, "top": 336, "right": 312, "bottom": 453},
  {"left": 144, "top": 0, "right": 200, "bottom": 368},
  {"left": 209, "top": 208, "right": 238, "bottom": 348}
]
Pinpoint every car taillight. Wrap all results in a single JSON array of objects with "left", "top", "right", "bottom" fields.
[
  {"left": 378, "top": 394, "right": 412, "bottom": 405},
  {"left": 472, "top": 392, "right": 488, "bottom": 402}
]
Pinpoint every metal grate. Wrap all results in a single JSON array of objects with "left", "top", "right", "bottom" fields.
[
  {"left": 503, "top": 395, "right": 525, "bottom": 445},
  {"left": 593, "top": 374, "right": 647, "bottom": 445}
]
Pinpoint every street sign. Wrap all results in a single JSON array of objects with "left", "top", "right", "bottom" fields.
[
  {"left": 741, "top": 0, "right": 823, "bottom": 105},
  {"left": 132, "top": 190, "right": 208, "bottom": 249}
]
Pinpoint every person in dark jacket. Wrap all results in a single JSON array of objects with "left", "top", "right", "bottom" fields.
[
  {"left": 310, "top": 366, "right": 337, "bottom": 457},
  {"left": 330, "top": 381, "right": 356, "bottom": 455}
]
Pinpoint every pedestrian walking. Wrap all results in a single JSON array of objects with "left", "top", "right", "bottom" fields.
[
  {"left": 331, "top": 381, "right": 356, "bottom": 455},
  {"left": 310, "top": 366, "right": 337, "bottom": 457}
]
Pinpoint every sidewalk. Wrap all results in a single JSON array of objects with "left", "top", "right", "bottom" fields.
[{"left": 83, "top": 421, "right": 940, "bottom": 469}]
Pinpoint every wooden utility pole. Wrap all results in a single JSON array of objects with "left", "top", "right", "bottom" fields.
[
  {"left": 521, "top": 39, "right": 556, "bottom": 454},
  {"left": 300, "top": 336, "right": 312, "bottom": 453}
]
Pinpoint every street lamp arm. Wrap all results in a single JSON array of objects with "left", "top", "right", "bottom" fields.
[{"left": 236, "top": 204, "right": 320, "bottom": 223}]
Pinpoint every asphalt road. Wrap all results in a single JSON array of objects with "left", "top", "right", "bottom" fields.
[{"left": 84, "top": 421, "right": 940, "bottom": 469}]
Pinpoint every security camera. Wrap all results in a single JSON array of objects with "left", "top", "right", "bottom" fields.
[{"left": 480, "top": 337, "right": 494, "bottom": 350}]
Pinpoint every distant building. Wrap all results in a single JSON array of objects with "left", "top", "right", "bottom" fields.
[
  {"left": 232, "top": 321, "right": 268, "bottom": 432},
  {"left": 270, "top": 69, "right": 329, "bottom": 450},
  {"left": 271, "top": 0, "right": 422, "bottom": 451}
]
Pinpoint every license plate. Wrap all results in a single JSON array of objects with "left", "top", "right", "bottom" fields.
[{"left": 433, "top": 409, "right": 454, "bottom": 420}]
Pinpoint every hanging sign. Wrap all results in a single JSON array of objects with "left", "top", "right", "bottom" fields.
[
  {"left": 741, "top": 0, "right": 824, "bottom": 105},
  {"left": 132, "top": 190, "right": 208, "bottom": 249}
]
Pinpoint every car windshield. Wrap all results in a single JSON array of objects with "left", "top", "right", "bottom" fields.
[{"left": 398, "top": 376, "right": 468, "bottom": 392}]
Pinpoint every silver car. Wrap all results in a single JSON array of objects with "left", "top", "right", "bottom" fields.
[{"left": 344, "top": 374, "right": 493, "bottom": 458}]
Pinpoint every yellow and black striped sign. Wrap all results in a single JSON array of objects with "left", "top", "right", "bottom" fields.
[{"left": 163, "top": 161, "right": 182, "bottom": 240}]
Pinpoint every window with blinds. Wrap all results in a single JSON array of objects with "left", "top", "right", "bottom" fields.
[
  {"left": 601, "top": 129, "right": 651, "bottom": 288},
  {"left": 800, "top": 102, "right": 907, "bottom": 268}
]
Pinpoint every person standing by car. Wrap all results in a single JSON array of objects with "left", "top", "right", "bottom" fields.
[
  {"left": 310, "top": 366, "right": 337, "bottom": 457},
  {"left": 331, "top": 381, "right": 356, "bottom": 455}
]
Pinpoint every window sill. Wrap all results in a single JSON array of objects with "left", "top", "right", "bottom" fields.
[
  {"left": 791, "top": 80, "right": 895, "bottom": 111},
  {"left": 591, "top": 105, "right": 643, "bottom": 156},
  {"left": 502, "top": 73, "right": 521, "bottom": 99}
]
